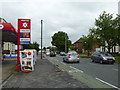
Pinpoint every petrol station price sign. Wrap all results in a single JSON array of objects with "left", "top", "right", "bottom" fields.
[{"left": 18, "top": 19, "right": 31, "bottom": 45}]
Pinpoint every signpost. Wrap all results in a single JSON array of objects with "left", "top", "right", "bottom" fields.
[{"left": 17, "top": 19, "right": 31, "bottom": 71}]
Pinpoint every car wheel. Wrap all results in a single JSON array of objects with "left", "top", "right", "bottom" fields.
[
  {"left": 110, "top": 62, "right": 114, "bottom": 64},
  {"left": 92, "top": 60, "right": 94, "bottom": 62},
  {"left": 100, "top": 60, "right": 103, "bottom": 64},
  {"left": 77, "top": 61, "right": 79, "bottom": 63},
  {"left": 63, "top": 58, "right": 65, "bottom": 62}
]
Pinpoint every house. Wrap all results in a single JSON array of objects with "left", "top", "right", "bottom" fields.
[
  {"left": 72, "top": 39, "right": 100, "bottom": 53},
  {"left": 72, "top": 40, "right": 83, "bottom": 52}
]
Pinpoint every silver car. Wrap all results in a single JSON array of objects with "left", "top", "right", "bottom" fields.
[
  {"left": 91, "top": 51, "right": 115, "bottom": 64},
  {"left": 63, "top": 51, "right": 80, "bottom": 63}
]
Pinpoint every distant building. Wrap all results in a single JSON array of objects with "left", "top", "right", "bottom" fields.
[{"left": 72, "top": 39, "right": 99, "bottom": 53}]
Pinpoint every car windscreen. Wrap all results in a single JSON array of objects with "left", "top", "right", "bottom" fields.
[
  {"left": 50, "top": 51, "right": 55, "bottom": 53},
  {"left": 61, "top": 52, "right": 65, "bottom": 54},
  {"left": 101, "top": 53, "right": 112, "bottom": 57},
  {"left": 68, "top": 52, "right": 78, "bottom": 55}
]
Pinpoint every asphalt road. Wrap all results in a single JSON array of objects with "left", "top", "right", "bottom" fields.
[{"left": 49, "top": 55, "right": 118, "bottom": 88}]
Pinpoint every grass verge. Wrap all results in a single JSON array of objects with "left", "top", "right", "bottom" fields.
[{"left": 80, "top": 55, "right": 91, "bottom": 58}]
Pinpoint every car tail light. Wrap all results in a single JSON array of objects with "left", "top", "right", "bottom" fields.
[
  {"left": 28, "top": 52, "right": 31, "bottom": 55},
  {"left": 22, "top": 61, "right": 25, "bottom": 64},
  {"left": 68, "top": 54, "right": 71, "bottom": 58}
]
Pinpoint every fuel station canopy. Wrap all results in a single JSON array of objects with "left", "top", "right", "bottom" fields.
[{"left": 0, "top": 23, "right": 17, "bottom": 44}]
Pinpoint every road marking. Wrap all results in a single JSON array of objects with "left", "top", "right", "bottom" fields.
[
  {"left": 96, "top": 78, "right": 119, "bottom": 89},
  {"left": 68, "top": 70, "right": 80, "bottom": 73},
  {"left": 70, "top": 66, "right": 83, "bottom": 73},
  {"left": 112, "top": 68, "right": 118, "bottom": 71},
  {"left": 53, "top": 57, "right": 66, "bottom": 66}
]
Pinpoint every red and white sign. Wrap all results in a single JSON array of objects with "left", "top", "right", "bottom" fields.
[
  {"left": 18, "top": 19, "right": 31, "bottom": 45},
  {"left": 0, "top": 24, "right": 4, "bottom": 29}
]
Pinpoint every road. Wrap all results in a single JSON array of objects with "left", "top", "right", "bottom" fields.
[{"left": 47, "top": 55, "right": 118, "bottom": 89}]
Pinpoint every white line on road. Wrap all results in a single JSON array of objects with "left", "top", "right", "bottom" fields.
[
  {"left": 112, "top": 68, "right": 118, "bottom": 71},
  {"left": 70, "top": 66, "right": 83, "bottom": 73},
  {"left": 96, "top": 78, "right": 119, "bottom": 89},
  {"left": 53, "top": 58, "right": 66, "bottom": 66}
]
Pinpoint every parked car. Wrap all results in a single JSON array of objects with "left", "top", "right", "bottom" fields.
[
  {"left": 46, "top": 52, "right": 50, "bottom": 56},
  {"left": 63, "top": 51, "right": 80, "bottom": 63},
  {"left": 50, "top": 51, "right": 56, "bottom": 57},
  {"left": 91, "top": 51, "right": 115, "bottom": 64},
  {"left": 60, "top": 52, "right": 67, "bottom": 56},
  {"left": 118, "top": 52, "right": 120, "bottom": 55}
]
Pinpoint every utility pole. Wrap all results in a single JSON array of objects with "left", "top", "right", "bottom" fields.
[
  {"left": 65, "top": 33, "right": 67, "bottom": 53},
  {"left": 41, "top": 20, "right": 43, "bottom": 59}
]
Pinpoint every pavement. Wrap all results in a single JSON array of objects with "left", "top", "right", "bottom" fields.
[
  {"left": 1, "top": 54, "right": 89, "bottom": 89},
  {"left": 2, "top": 60, "right": 17, "bottom": 83}
]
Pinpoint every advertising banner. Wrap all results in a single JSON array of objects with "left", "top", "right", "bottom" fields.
[
  {"left": 20, "top": 51, "right": 34, "bottom": 72},
  {"left": 18, "top": 19, "right": 31, "bottom": 45},
  {"left": 24, "top": 49, "right": 37, "bottom": 65},
  {"left": 3, "top": 54, "right": 17, "bottom": 58}
]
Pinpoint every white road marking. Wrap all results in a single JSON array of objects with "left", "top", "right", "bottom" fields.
[
  {"left": 96, "top": 78, "right": 119, "bottom": 89},
  {"left": 112, "top": 68, "right": 118, "bottom": 71},
  {"left": 68, "top": 70, "right": 80, "bottom": 73},
  {"left": 70, "top": 66, "right": 83, "bottom": 73},
  {"left": 53, "top": 58, "right": 66, "bottom": 65}
]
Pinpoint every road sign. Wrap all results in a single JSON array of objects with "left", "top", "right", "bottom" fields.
[{"left": 18, "top": 19, "right": 31, "bottom": 45}]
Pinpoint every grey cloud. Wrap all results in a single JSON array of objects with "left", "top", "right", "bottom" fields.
[{"left": 1, "top": 1, "right": 118, "bottom": 47}]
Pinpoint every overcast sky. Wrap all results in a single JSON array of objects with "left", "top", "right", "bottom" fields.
[{"left": 1, "top": 0, "right": 119, "bottom": 47}]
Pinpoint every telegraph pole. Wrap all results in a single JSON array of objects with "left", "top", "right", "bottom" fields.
[
  {"left": 65, "top": 33, "right": 67, "bottom": 53},
  {"left": 41, "top": 20, "right": 43, "bottom": 59}
]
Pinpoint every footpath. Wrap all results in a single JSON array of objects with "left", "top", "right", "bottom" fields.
[
  {"left": 2, "top": 54, "right": 88, "bottom": 88},
  {"left": 2, "top": 59, "right": 17, "bottom": 84}
]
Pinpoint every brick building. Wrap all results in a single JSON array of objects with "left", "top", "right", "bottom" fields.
[{"left": 72, "top": 40, "right": 83, "bottom": 52}]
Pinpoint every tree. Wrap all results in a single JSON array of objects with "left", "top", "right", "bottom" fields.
[
  {"left": 114, "top": 15, "right": 120, "bottom": 48},
  {"left": 80, "top": 34, "right": 95, "bottom": 56},
  {"left": 69, "top": 46, "right": 77, "bottom": 51},
  {"left": 90, "top": 11, "right": 116, "bottom": 53},
  {"left": 23, "top": 42, "right": 40, "bottom": 53},
  {"left": 51, "top": 31, "right": 71, "bottom": 52},
  {"left": 50, "top": 47, "right": 57, "bottom": 51},
  {"left": 43, "top": 47, "right": 46, "bottom": 50}
]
